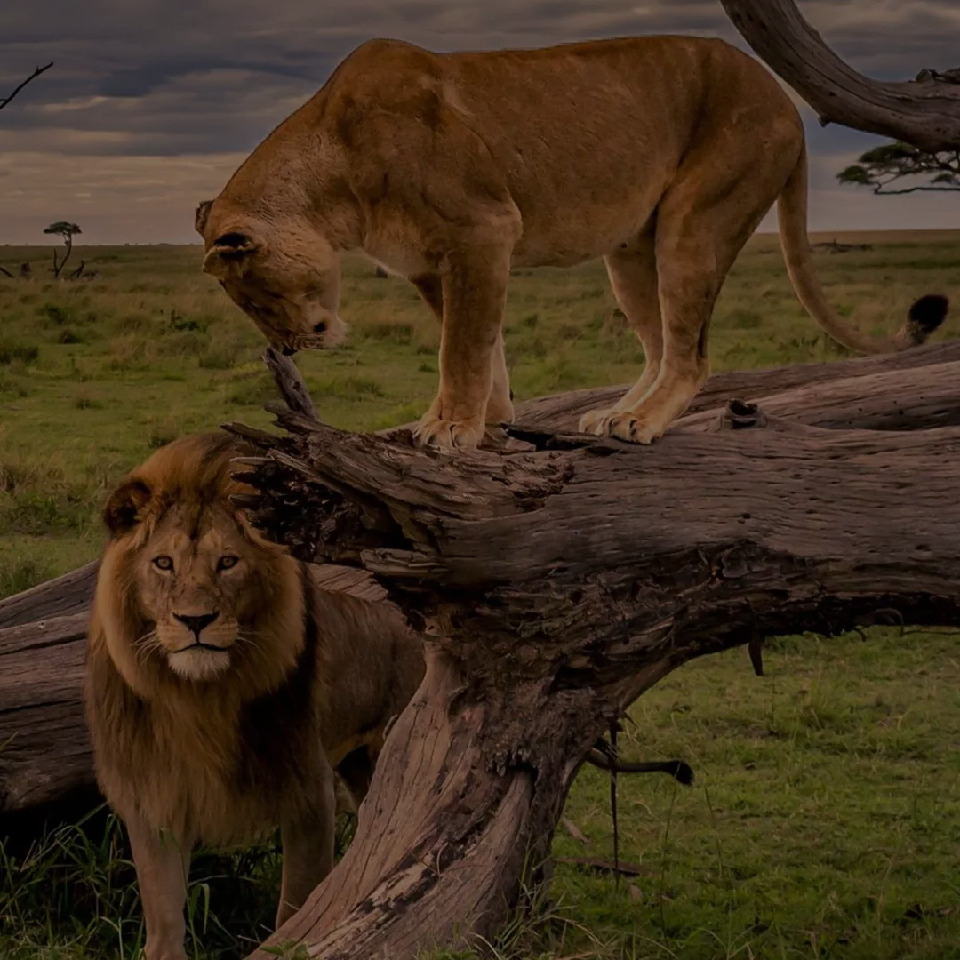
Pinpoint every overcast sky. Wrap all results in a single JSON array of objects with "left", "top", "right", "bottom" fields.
[{"left": 1, "top": 0, "right": 957, "bottom": 245}]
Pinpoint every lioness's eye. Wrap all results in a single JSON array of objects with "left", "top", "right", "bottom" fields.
[
  {"left": 153, "top": 556, "right": 173, "bottom": 571},
  {"left": 217, "top": 555, "right": 239, "bottom": 572}
]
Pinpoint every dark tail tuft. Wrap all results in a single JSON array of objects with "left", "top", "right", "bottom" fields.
[
  {"left": 907, "top": 294, "right": 949, "bottom": 336},
  {"left": 669, "top": 760, "right": 695, "bottom": 786}
]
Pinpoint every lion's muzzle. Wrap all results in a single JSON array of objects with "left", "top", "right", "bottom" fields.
[{"left": 173, "top": 610, "right": 220, "bottom": 638}]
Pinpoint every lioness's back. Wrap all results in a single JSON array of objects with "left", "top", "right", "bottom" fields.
[{"left": 322, "top": 36, "right": 797, "bottom": 262}]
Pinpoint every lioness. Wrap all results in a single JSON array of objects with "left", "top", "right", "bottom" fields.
[
  {"left": 84, "top": 433, "right": 424, "bottom": 960},
  {"left": 195, "top": 36, "right": 945, "bottom": 452}
]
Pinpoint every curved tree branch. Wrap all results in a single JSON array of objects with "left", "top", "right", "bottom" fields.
[
  {"left": 0, "top": 63, "right": 52, "bottom": 112},
  {"left": 720, "top": 0, "right": 960, "bottom": 151}
]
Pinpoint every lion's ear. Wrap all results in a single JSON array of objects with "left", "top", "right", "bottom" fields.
[
  {"left": 202, "top": 231, "right": 262, "bottom": 278},
  {"left": 104, "top": 479, "right": 152, "bottom": 536},
  {"left": 195, "top": 199, "right": 214, "bottom": 237}
]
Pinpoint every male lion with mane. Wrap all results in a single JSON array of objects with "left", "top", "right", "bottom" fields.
[
  {"left": 196, "top": 36, "right": 946, "bottom": 452},
  {"left": 84, "top": 432, "right": 424, "bottom": 960}
]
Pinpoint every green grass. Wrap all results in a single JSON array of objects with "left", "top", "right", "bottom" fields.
[{"left": 2, "top": 233, "right": 959, "bottom": 959}]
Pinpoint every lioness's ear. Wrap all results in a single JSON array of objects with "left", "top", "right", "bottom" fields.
[
  {"left": 104, "top": 479, "right": 152, "bottom": 537},
  {"left": 195, "top": 199, "right": 214, "bottom": 237},
  {"left": 202, "top": 231, "right": 262, "bottom": 278}
]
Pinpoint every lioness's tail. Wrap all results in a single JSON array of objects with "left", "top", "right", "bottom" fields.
[{"left": 777, "top": 147, "right": 948, "bottom": 353}]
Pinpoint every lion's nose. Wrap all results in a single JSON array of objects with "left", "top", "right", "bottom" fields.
[
  {"left": 173, "top": 611, "right": 220, "bottom": 638},
  {"left": 281, "top": 345, "right": 298, "bottom": 357}
]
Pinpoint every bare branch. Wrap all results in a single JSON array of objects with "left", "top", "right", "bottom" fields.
[
  {"left": 0, "top": 63, "right": 53, "bottom": 112},
  {"left": 720, "top": 0, "right": 960, "bottom": 152}
]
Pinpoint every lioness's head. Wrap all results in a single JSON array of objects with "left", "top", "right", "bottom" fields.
[
  {"left": 94, "top": 433, "right": 304, "bottom": 697},
  {"left": 196, "top": 198, "right": 347, "bottom": 354}
]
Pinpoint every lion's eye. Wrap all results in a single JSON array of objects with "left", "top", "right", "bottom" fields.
[
  {"left": 152, "top": 556, "right": 174, "bottom": 571},
  {"left": 217, "top": 555, "right": 239, "bottom": 572}
]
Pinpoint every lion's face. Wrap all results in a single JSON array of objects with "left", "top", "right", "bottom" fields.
[
  {"left": 96, "top": 434, "right": 305, "bottom": 697},
  {"left": 196, "top": 201, "right": 347, "bottom": 354},
  {"left": 131, "top": 502, "right": 256, "bottom": 681}
]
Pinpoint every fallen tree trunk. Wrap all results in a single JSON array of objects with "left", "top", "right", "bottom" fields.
[
  {"left": 3, "top": 345, "right": 960, "bottom": 950},
  {"left": 0, "top": 613, "right": 90, "bottom": 818},
  {"left": 0, "top": 561, "right": 97, "bottom": 628},
  {"left": 232, "top": 356, "right": 960, "bottom": 959}
]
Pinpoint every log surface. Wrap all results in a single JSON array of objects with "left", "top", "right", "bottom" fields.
[{"left": 0, "top": 614, "right": 89, "bottom": 815}]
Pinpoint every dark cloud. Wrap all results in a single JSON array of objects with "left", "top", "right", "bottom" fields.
[{"left": 0, "top": 0, "right": 955, "bottom": 242}]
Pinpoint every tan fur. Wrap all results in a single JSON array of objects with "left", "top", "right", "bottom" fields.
[
  {"left": 84, "top": 433, "right": 424, "bottom": 960},
  {"left": 196, "top": 36, "right": 941, "bottom": 451}
]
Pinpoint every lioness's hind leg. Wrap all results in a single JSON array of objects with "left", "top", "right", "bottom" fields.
[
  {"left": 580, "top": 229, "right": 661, "bottom": 435},
  {"left": 593, "top": 234, "right": 717, "bottom": 443},
  {"left": 587, "top": 150, "right": 788, "bottom": 443}
]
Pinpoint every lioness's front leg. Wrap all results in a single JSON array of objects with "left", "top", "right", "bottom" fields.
[
  {"left": 414, "top": 245, "right": 513, "bottom": 452},
  {"left": 276, "top": 757, "right": 337, "bottom": 928},
  {"left": 412, "top": 275, "right": 514, "bottom": 428},
  {"left": 124, "top": 812, "right": 192, "bottom": 960}
]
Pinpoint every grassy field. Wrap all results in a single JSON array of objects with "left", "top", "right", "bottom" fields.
[{"left": 2, "top": 231, "right": 960, "bottom": 959}]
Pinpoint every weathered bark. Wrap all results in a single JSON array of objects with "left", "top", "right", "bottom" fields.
[
  {"left": 0, "top": 565, "right": 100, "bottom": 821},
  {"left": 0, "top": 614, "right": 90, "bottom": 818},
  {"left": 231, "top": 355, "right": 960, "bottom": 959},
  {"left": 720, "top": 0, "right": 960, "bottom": 151},
  {"left": 0, "top": 561, "right": 97, "bottom": 629}
]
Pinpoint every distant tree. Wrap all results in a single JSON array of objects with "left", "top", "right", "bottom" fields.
[
  {"left": 44, "top": 221, "right": 82, "bottom": 278},
  {"left": 838, "top": 142, "right": 960, "bottom": 195},
  {"left": 0, "top": 63, "right": 52, "bottom": 112}
]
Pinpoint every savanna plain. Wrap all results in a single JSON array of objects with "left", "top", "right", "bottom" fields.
[{"left": 1, "top": 231, "right": 959, "bottom": 960}]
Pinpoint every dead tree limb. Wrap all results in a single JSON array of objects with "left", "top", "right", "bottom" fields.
[
  {"left": 720, "top": 0, "right": 960, "bottom": 150},
  {"left": 0, "top": 63, "right": 53, "bottom": 112},
  {"left": 230, "top": 359, "right": 960, "bottom": 960}
]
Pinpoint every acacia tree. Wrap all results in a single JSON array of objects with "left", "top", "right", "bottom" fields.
[
  {"left": 838, "top": 142, "right": 960, "bottom": 195},
  {"left": 43, "top": 221, "right": 82, "bottom": 278}
]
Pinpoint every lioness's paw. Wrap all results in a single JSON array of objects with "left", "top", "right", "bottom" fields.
[
  {"left": 578, "top": 409, "right": 661, "bottom": 444},
  {"left": 578, "top": 408, "right": 610, "bottom": 435},
  {"left": 414, "top": 414, "right": 486, "bottom": 453}
]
